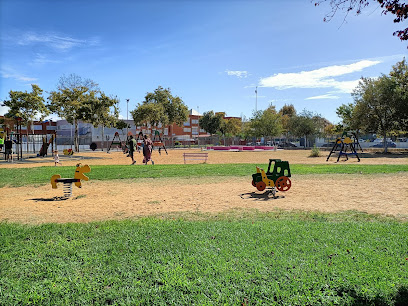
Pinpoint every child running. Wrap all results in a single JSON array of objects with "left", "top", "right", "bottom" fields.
[{"left": 54, "top": 150, "right": 61, "bottom": 166}]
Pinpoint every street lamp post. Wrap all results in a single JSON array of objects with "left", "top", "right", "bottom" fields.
[
  {"left": 255, "top": 86, "right": 258, "bottom": 112},
  {"left": 126, "top": 99, "right": 129, "bottom": 137},
  {"left": 197, "top": 106, "right": 200, "bottom": 147}
]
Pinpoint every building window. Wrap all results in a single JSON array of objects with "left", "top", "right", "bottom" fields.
[
  {"left": 191, "top": 119, "right": 199, "bottom": 124},
  {"left": 183, "top": 128, "right": 191, "bottom": 133},
  {"left": 200, "top": 129, "right": 206, "bottom": 133}
]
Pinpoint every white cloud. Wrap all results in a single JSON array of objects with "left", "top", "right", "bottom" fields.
[
  {"left": 0, "top": 66, "right": 37, "bottom": 82},
  {"left": 32, "top": 53, "right": 61, "bottom": 65},
  {"left": 226, "top": 70, "right": 248, "bottom": 78},
  {"left": 17, "top": 32, "right": 100, "bottom": 51},
  {"left": 0, "top": 105, "right": 9, "bottom": 116},
  {"left": 305, "top": 94, "right": 340, "bottom": 100},
  {"left": 259, "top": 60, "right": 380, "bottom": 93}
]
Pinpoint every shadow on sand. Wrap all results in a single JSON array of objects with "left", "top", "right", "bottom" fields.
[
  {"left": 29, "top": 197, "right": 69, "bottom": 202},
  {"left": 359, "top": 151, "right": 408, "bottom": 159},
  {"left": 240, "top": 191, "right": 285, "bottom": 201}
]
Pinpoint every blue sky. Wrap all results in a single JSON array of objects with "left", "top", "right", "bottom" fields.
[{"left": 1, "top": 0, "right": 406, "bottom": 123}]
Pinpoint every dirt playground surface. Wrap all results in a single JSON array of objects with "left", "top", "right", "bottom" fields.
[{"left": 1, "top": 149, "right": 408, "bottom": 224}]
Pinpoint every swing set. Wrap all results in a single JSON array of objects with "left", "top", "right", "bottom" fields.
[
  {"left": 135, "top": 130, "right": 168, "bottom": 155},
  {"left": 326, "top": 132, "right": 362, "bottom": 162}
]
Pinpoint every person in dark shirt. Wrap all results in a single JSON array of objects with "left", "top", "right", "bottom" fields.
[
  {"left": 128, "top": 135, "right": 137, "bottom": 165},
  {"left": 4, "top": 136, "right": 13, "bottom": 162}
]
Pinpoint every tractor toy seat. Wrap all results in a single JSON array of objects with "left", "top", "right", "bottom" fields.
[{"left": 252, "top": 159, "right": 292, "bottom": 197}]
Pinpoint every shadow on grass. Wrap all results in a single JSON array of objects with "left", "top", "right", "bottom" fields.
[{"left": 336, "top": 285, "right": 408, "bottom": 305}]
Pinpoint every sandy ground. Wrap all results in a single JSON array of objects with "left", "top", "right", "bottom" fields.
[
  {"left": 1, "top": 174, "right": 407, "bottom": 224},
  {"left": 1, "top": 147, "right": 407, "bottom": 168},
  {"left": 1, "top": 149, "right": 407, "bottom": 224}
]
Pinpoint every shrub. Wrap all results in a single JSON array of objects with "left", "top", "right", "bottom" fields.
[{"left": 310, "top": 145, "right": 320, "bottom": 157}]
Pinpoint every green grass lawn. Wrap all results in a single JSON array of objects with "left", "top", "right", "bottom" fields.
[
  {"left": 1, "top": 163, "right": 408, "bottom": 187},
  {"left": 1, "top": 213, "right": 407, "bottom": 305},
  {"left": 2, "top": 164, "right": 408, "bottom": 304}
]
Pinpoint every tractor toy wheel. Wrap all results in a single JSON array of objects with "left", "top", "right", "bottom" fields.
[
  {"left": 256, "top": 181, "right": 266, "bottom": 192},
  {"left": 275, "top": 176, "right": 292, "bottom": 192},
  {"left": 252, "top": 180, "right": 256, "bottom": 187}
]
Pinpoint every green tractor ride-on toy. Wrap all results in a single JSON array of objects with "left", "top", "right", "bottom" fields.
[{"left": 252, "top": 159, "right": 292, "bottom": 198}]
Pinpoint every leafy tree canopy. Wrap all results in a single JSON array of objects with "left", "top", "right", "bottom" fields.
[
  {"left": 115, "top": 119, "right": 130, "bottom": 131},
  {"left": 199, "top": 111, "right": 223, "bottom": 135},
  {"left": 279, "top": 104, "right": 297, "bottom": 135},
  {"left": 79, "top": 93, "right": 119, "bottom": 128},
  {"left": 336, "top": 59, "right": 408, "bottom": 151},
  {"left": 288, "top": 109, "right": 324, "bottom": 147},
  {"left": 314, "top": 0, "right": 408, "bottom": 43},
  {"left": 352, "top": 75, "right": 401, "bottom": 151},
  {"left": 390, "top": 58, "right": 408, "bottom": 128},
  {"left": 48, "top": 74, "right": 99, "bottom": 124},
  {"left": 224, "top": 117, "right": 242, "bottom": 137},
  {"left": 131, "top": 86, "right": 188, "bottom": 129},
  {"left": 4, "top": 84, "right": 49, "bottom": 124},
  {"left": 250, "top": 106, "right": 283, "bottom": 138}
]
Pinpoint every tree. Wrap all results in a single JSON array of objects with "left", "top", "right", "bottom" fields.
[
  {"left": 323, "top": 123, "right": 337, "bottom": 141},
  {"left": 241, "top": 120, "right": 254, "bottom": 141},
  {"left": 199, "top": 111, "right": 223, "bottom": 144},
  {"left": 249, "top": 106, "right": 283, "bottom": 144},
  {"left": 288, "top": 110, "right": 323, "bottom": 148},
  {"left": 336, "top": 59, "right": 408, "bottom": 152},
  {"left": 4, "top": 84, "right": 50, "bottom": 153},
  {"left": 279, "top": 104, "right": 297, "bottom": 140},
  {"left": 260, "top": 106, "right": 283, "bottom": 140},
  {"left": 352, "top": 75, "right": 401, "bottom": 152},
  {"left": 224, "top": 118, "right": 242, "bottom": 144},
  {"left": 131, "top": 102, "right": 166, "bottom": 128},
  {"left": 115, "top": 119, "right": 130, "bottom": 138},
  {"left": 131, "top": 86, "right": 188, "bottom": 143},
  {"left": 79, "top": 93, "right": 119, "bottom": 151},
  {"left": 314, "top": 0, "right": 408, "bottom": 43},
  {"left": 335, "top": 102, "right": 362, "bottom": 133},
  {"left": 48, "top": 74, "right": 99, "bottom": 152},
  {"left": 390, "top": 58, "right": 408, "bottom": 129}
]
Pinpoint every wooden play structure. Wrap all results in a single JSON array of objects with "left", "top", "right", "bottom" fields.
[
  {"left": 107, "top": 132, "right": 125, "bottom": 153},
  {"left": 50, "top": 163, "right": 91, "bottom": 199},
  {"left": 38, "top": 135, "right": 55, "bottom": 157},
  {"left": 252, "top": 159, "right": 292, "bottom": 198},
  {"left": 0, "top": 116, "right": 23, "bottom": 161},
  {"left": 134, "top": 130, "right": 168, "bottom": 155},
  {"left": 152, "top": 130, "right": 168, "bottom": 155},
  {"left": 326, "top": 132, "right": 361, "bottom": 162}
]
